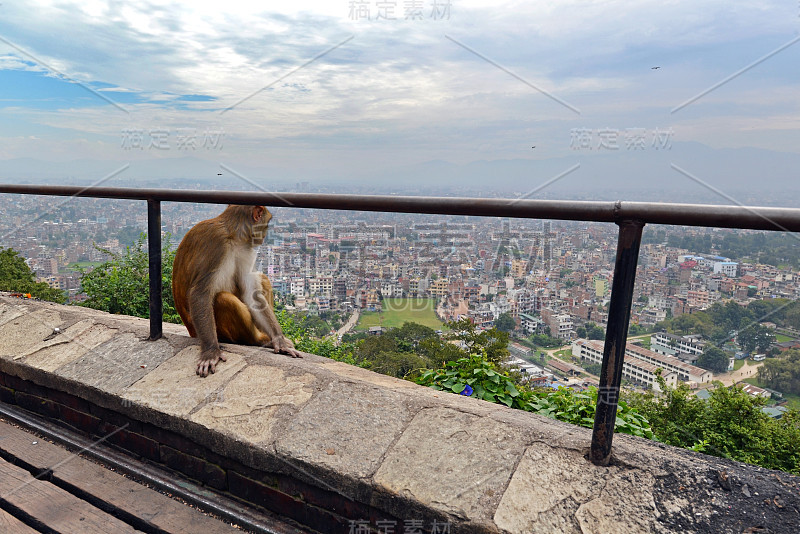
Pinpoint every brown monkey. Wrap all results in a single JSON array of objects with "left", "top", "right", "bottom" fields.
[{"left": 173, "top": 205, "right": 302, "bottom": 376}]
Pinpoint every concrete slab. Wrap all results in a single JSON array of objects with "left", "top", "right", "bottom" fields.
[
  {"left": 56, "top": 333, "right": 175, "bottom": 394},
  {"left": 23, "top": 319, "right": 118, "bottom": 372},
  {"left": 122, "top": 346, "right": 247, "bottom": 417},
  {"left": 575, "top": 469, "right": 658, "bottom": 534},
  {"left": 276, "top": 381, "right": 418, "bottom": 479},
  {"left": 191, "top": 365, "right": 316, "bottom": 443},
  {"left": 0, "top": 308, "right": 64, "bottom": 360},
  {"left": 318, "top": 360, "right": 420, "bottom": 390},
  {"left": 494, "top": 442, "right": 659, "bottom": 533},
  {"left": 374, "top": 407, "right": 528, "bottom": 520},
  {"left": 0, "top": 301, "right": 25, "bottom": 327}
]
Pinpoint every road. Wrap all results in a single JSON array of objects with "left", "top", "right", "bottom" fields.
[
  {"left": 715, "top": 360, "right": 764, "bottom": 387},
  {"left": 334, "top": 309, "right": 360, "bottom": 343}
]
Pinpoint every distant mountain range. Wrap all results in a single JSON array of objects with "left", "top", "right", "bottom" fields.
[{"left": 1, "top": 142, "right": 797, "bottom": 205}]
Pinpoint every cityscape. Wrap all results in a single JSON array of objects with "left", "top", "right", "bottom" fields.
[{"left": 4, "top": 186, "right": 798, "bottom": 398}]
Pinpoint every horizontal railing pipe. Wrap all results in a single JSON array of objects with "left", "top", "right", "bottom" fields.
[{"left": 0, "top": 185, "right": 799, "bottom": 232}]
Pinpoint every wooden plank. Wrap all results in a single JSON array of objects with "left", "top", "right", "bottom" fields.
[
  {"left": 0, "top": 508, "right": 39, "bottom": 534},
  {"left": 0, "top": 421, "right": 241, "bottom": 534},
  {"left": 0, "top": 457, "right": 139, "bottom": 534}
]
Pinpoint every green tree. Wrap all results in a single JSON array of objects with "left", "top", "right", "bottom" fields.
[
  {"left": 79, "top": 234, "right": 180, "bottom": 323},
  {"left": 696, "top": 346, "right": 729, "bottom": 374},
  {"left": 585, "top": 322, "right": 605, "bottom": 340},
  {"left": 0, "top": 248, "right": 66, "bottom": 303},
  {"left": 627, "top": 377, "right": 800, "bottom": 474},
  {"left": 758, "top": 349, "right": 800, "bottom": 395},
  {"left": 494, "top": 312, "right": 516, "bottom": 332},
  {"left": 446, "top": 318, "right": 509, "bottom": 365},
  {"left": 671, "top": 313, "right": 698, "bottom": 335},
  {"left": 737, "top": 324, "right": 775, "bottom": 354}
]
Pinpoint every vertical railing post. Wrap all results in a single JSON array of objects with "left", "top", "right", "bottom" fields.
[
  {"left": 590, "top": 219, "right": 644, "bottom": 466},
  {"left": 147, "top": 199, "right": 163, "bottom": 340}
]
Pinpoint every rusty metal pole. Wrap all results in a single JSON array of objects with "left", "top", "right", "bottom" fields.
[
  {"left": 590, "top": 219, "right": 644, "bottom": 466},
  {"left": 147, "top": 200, "right": 163, "bottom": 340}
]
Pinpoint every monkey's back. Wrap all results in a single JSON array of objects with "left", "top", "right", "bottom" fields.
[{"left": 172, "top": 216, "right": 230, "bottom": 337}]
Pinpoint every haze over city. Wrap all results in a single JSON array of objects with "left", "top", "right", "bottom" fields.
[{"left": 0, "top": 1, "right": 798, "bottom": 202}]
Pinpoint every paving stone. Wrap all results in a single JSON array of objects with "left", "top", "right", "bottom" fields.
[
  {"left": 575, "top": 469, "right": 657, "bottom": 534},
  {"left": 0, "top": 308, "right": 64, "bottom": 360},
  {"left": 122, "top": 346, "right": 246, "bottom": 416},
  {"left": 23, "top": 319, "right": 118, "bottom": 371},
  {"left": 373, "top": 407, "right": 528, "bottom": 520},
  {"left": 494, "top": 442, "right": 658, "bottom": 533},
  {"left": 0, "top": 301, "right": 25, "bottom": 327},
  {"left": 191, "top": 365, "right": 316, "bottom": 443},
  {"left": 276, "top": 381, "right": 417, "bottom": 479},
  {"left": 318, "top": 360, "right": 420, "bottom": 390},
  {"left": 56, "top": 333, "right": 175, "bottom": 394}
]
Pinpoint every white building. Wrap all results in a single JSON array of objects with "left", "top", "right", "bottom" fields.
[
  {"left": 650, "top": 332, "right": 706, "bottom": 363},
  {"left": 572, "top": 339, "right": 678, "bottom": 392},
  {"left": 713, "top": 261, "right": 739, "bottom": 277},
  {"left": 290, "top": 277, "right": 306, "bottom": 298}
]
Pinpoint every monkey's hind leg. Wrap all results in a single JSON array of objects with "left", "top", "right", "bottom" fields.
[{"left": 213, "top": 292, "right": 270, "bottom": 346}]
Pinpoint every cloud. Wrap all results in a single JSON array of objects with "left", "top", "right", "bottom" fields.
[{"left": 0, "top": 0, "right": 796, "bottom": 178}]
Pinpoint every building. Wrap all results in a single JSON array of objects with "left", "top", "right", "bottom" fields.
[
  {"left": 687, "top": 290, "right": 711, "bottom": 310},
  {"left": 628, "top": 341, "right": 712, "bottom": 383},
  {"left": 572, "top": 339, "right": 678, "bottom": 392},
  {"left": 639, "top": 307, "right": 667, "bottom": 327},
  {"left": 540, "top": 308, "right": 574, "bottom": 339},
  {"left": 650, "top": 332, "right": 706, "bottom": 364},
  {"left": 593, "top": 275, "right": 609, "bottom": 299},
  {"left": 739, "top": 383, "right": 771, "bottom": 398},
  {"left": 519, "top": 313, "right": 546, "bottom": 335},
  {"left": 713, "top": 261, "right": 739, "bottom": 277},
  {"left": 308, "top": 276, "right": 333, "bottom": 297},
  {"left": 290, "top": 277, "right": 305, "bottom": 298},
  {"left": 429, "top": 277, "right": 449, "bottom": 297}
]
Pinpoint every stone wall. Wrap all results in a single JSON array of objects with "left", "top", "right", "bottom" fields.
[{"left": 0, "top": 296, "right": 798, "bottom": 533}]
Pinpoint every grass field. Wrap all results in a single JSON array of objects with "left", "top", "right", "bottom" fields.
[
  {"left": 781, "top": 393, "right": 800, "bottom": 411},
  {"left": 775, "top": 334, "right": 794, "bottom": 343},
  {"left": 552, "top": 348, "right": 573, "bottom": 361},
  {"left": 355, "top": 298, "right": 443, "bottom": 330}
]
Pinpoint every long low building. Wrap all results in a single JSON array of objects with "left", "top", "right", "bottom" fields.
[
  {"left": 572, "top": 340, "right": 678, "bottom": 392},
  {"left": 573, "top": 339, "right": 712, "bottom": 386},
  {"left": 626, "top": 342, "right": 713, "bottom": 384}
]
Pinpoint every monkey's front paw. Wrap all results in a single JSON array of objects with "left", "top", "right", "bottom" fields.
[
  {"left": 197, "top": 349, "right": 227, "bottom": 377},
  {"left": 267, "top": 336, "right": 303, "bottom": 358}
]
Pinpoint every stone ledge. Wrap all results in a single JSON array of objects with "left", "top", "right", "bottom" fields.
[{"left": 0, "top": 295, "right": 799, "bottom": 533}]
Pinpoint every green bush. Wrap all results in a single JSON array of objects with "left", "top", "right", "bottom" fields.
[
  {"left": 79, "top": 234, "right": 180, "bottom": 323},
  {"left": 0, "top": 248, "right": 66, "bottom": 303},
  {"left": 415, "top": 352, "right": 655, "bottom": 440}
]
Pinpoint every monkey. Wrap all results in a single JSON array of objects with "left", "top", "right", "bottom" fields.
[{"left": 172, "top": 204, "right": 302, "bottom": 376}]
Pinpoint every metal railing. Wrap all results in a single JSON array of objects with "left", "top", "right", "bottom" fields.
[{"left": 2, "top": 183, "right": 800, "bottom": 467}]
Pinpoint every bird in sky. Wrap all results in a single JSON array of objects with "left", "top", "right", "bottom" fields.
[{"left": 651, "top": 66, "right": 661, "bottom": 70}]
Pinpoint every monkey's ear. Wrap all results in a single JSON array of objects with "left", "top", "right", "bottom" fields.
[{"left": 252, "top": 206, "right": 265, "bottom": 222}]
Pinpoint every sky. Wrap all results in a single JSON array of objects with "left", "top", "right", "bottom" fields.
[{"left": 0, "top": 1, "right": 798, "bottom": 199}]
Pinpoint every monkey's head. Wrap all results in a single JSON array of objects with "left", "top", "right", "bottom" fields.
[
  {"left": 251, "top": 205, "right": 272, "bottom": 245},
  {"left": 223, "top": 205, "right": 272, "bottom": 245}
]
